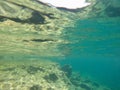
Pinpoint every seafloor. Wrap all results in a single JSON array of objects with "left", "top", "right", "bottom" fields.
[{"left": 0, "top": 60, "right": 111, "bottom": 90}]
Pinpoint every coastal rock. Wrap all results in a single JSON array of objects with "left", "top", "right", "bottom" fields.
[{"left": 0, "top": 60, "right": 72, "bottom": 90}]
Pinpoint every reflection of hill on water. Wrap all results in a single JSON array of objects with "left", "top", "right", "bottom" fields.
[{"left": 0, "top": 0, "right": 119, "bottom": 58}]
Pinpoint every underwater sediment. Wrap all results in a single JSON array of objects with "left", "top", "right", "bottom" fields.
[{"left": 0, "top": 60, "right": 111, "bottom": 90}]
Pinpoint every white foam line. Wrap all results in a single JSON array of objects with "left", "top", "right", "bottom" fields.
[{"left": 38, "top": 0, "right": 91, "bottom": 9}]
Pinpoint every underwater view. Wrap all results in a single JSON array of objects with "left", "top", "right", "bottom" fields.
[{"left": 0, "top": 0, "right": 120, "bottom": 90}]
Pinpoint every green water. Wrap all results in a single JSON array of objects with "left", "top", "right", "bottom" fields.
[{"left": 59, "top": 17, "right": 120, "bottom": 90}]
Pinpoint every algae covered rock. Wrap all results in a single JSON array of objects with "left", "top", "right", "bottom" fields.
[
  {"left": 30, "top": 85, "right": 42, "bottom": 90},
  {"left": 0, "top": 60, "right": 72, "bottom": 90},
  {"left": 0, "top": 60, "right": 112, "bottom": 90}
]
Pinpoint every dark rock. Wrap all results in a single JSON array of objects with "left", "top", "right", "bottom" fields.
[
  {"left": 70, "top": 80, "right": 80, "bottom": 86},
  {"left": 0, "top": 1, "right": 45, "bottom": 24},
  {"left": 23, "top": 38, "right": 54, "bottom": 43},
  {"left": 9, "top": 0, "right": 56, "bottom": 19},
  {"left": 23, "top": 40, "right": 29, "bottom": 42},
  {"left": 3, "top": 11, "right": 45, "bottom": 24},
  {"left": 69, "top": 73, "right": 81, "bottom": 86},
  {"left": 61, "top": 64, "right": 72, "bottom": 77},
  {"left": 80, "top": 84, "right": 91, "bottom": 90},
  {"left": 44, "top": 73, "right": 58, "bottom": 82},
  {"left": 28, "top": 11, "right": 45, "bottom": 24},
  {"left": 30, "top": 85, "right": 42, "bottom": 90},
  {"left": 31, "top": 39, "right": 54, "bottom": 42},
  {"left": 105, "top": 6, "right": 120, "bottom": 17},
  {"left": 27, "top": 66, "right": 44, "bottom": 74},
  {"left": 0, "top": 17, "right": 7, "bottom": 22},
  {"left": 92, "top": 82, "right": 99, "bottom": 87},
  {"left": 83, "top": 79, "right": 91, "bottom": 83},
  {"left": 0, "top": 14, "right": 45, "bottom": 24},
  {"left": 20, "top": 65, "right": 26, "bottom": 69}
]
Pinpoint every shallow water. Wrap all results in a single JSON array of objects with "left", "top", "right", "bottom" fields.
[
  {"left": 59, "top": 17, "right": 120, "bottom": 90},
  {"left": 0, "top": 0, "right": 120, "bottom": 90}
]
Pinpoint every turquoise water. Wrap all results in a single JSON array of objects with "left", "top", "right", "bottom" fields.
[{"left": 59, "top": 18, "right": 120, "bottom": 90}]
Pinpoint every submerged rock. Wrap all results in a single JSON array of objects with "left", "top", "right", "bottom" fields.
[
  {"left": 30, "top": 39, "right": 54, "bottom": 42},
  {"left": 26, "top": 66, "right": 44, "bottom": 74},
  {"left": 30, "top": 85, "right": 42, "bottom": 90},
  {"left": 92, "top": 82, "right": 100, "bottom": 87},
  {"left": 80, "top": 84, "right": 91, "bottom": 90},
  {"left": 105, "top": 6, "right": 120, "bottom": 17},
  {"left": 69, "top": 72, "right": 111, "bottom": 90},
  {"left": 44, "top": 73, "right": 58, "bottom": 82},
  {"left": 61, "top": 64, "right": 72, "bottom": 77},
  {"left": 0, "top": 60, "right": 72, "bottom": 90}
]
